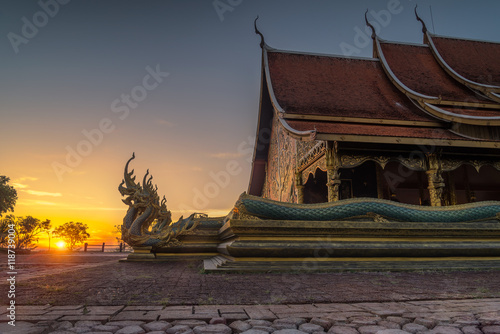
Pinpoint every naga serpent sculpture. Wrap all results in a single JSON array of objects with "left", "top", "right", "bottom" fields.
[
  {"left": 118, "top": 153, "right": 198, "bottom": 247},
  {"left": 231, "top": 193, "right": 500, "bottom": 223}
]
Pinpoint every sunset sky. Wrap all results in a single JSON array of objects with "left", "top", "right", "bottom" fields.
[{"left": 1, "top": 0, "right": 499, "bottom": 249}]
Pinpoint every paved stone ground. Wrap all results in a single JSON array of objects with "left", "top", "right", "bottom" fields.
[
  {"left": 1, "top": 254, "right": 500, "bottom": 333},
  {"left": 1, "top": 255, "right": 500, "bottom": 306},
  {"left": 1, "top": 299, "right": 499, "bottom": 333}
]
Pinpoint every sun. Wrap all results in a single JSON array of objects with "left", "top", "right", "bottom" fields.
[{"left": 56, "top": 241, "right": 66, "bottom": 249}]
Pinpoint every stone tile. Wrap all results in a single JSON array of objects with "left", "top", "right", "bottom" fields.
[
  {"left": 60, "top": 315, "right": 109, "bottom": 322},
  {"left": 74, "top": 320, "right": 103, "bottom": 328},
  {"left": 414, "top": 317, "right": 437, "bottom": 328},
  {"left": 357, "top": 325, "right": 387, "bottom": 334},
  {"left": 461, "top": 326, "right": 482, "bottom": 334},
  {"left": 402, "top": 322, "right": 428, "bottom": 333},
  {"left": 375, "top": 330, "right": 410, "bottom": 334},
  {"left": 0, "top": 321, "right": 48, "bottom": 334},
  {"left": 251, "top": 325, "right": 275, "bottom": 332},
  {"left": 86, "top": 306, "right": 124, "bottom": 315},
  {"left": 244, "top": 307, "right": 277, "bottom": 321},
  {"left": 143, "top": 320, "right": 172, "bottom": 331},
  {"left": 483, "top": 326, "right": 500, "bottom": 334},
  {"left": 92, "top": 324, "right": 121, "bottom": 332},
  {"left": 16, "top": 314, "right": 63, "bottom": 321},
  {"left": 229, "top": 320, "right": 252, "bottom": 332},
  {"left": 247, "top": 320, "right": 273, "bottom": 327},
  {"left": 166, "top": 325, "right": 192, "bottom": 334},
  {"left": 220, "top": 312, "right": 249, "bottom": 321},
  {"left": 171, "top": 320, "right": 208, "bottom": 328},
  {"left": 385, "top": 317, "right": 411, "bottom": 326},
  {"left": 429, "top": 325, "right": 463, "bottom": 334},
  {"left": 192, "top": 323, "right": 232, "bottom": 334},
  {"left": 299, "top": 322, "right": 325, "bottom": 333},
  {"left": 105, "top": 321, "right": 146, "bottom": 328},
  {"left": 376, "top": 320, "right": 400, "bottom": 329},
  {"left": 273, "top": 317, "right": 307, "bottom": 327},
  {"left": 122, "top": 306, "right": 164, "bottom": 311},
  {"left": 310, "top": 318, "right": 332, "bottom": 330},
  {"left": 273, "top": 330, "right": 309, "bottom": 334},
  {"left": 240, "top": 330, "right": 269, "bottom": 334},
  {"left": 115, "top": 325, "right": 146, "bottom": 334},
  {"left": 350, "top": 316, "right": 379, "bottom": 325},
  {"left": 17, "top": 305, "right": 52, "bottom": 315},
  {"left": 111, "top": 310, "right": 159, "bottom": 321},
  {"left": 48, "top": 305, "right": 84, "bottom": 311},
  {"left": 327, "top": 326, "right": 359, "bottom": 334}
]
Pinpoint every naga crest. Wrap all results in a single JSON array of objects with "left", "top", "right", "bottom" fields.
[{"left": 118, "top": 153, "right": 198, "bottom": 248}]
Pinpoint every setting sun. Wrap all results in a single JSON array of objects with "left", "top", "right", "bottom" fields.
[{"left": 56, "top": 241, "right": 66, "bottom": 249}]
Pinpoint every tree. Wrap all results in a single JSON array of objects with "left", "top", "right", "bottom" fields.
[
  {"left": 0, "top": 215, "right": 51, "bottom": 250},
  {"left": 53, "top": 222, "right": 90, "bottom": 251},
  {"left": 0, "top": 176, "right": 17, "bottom": 217}
]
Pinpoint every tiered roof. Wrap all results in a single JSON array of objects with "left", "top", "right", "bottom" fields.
[{"left": 248, "top": 13, "right": 500, "bottom": 195}]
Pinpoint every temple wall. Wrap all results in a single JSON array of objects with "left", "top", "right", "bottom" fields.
[{"left": 262, "top": 116, "right": 297, "bottom": 203}]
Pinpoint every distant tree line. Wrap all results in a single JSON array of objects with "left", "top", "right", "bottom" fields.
[{"left": 0, "top": 175, "right": 91, "bottom": 251}]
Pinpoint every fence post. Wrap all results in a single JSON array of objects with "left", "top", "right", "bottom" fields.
[
  {"left": 119, "top": 242, "right": 123, "bottom": 252},
  {"left": 84, "top": 243, "right": 88, "bottom": 252},
  {"left": 102, "top": 242, "right": 105, "bottom": 252}
]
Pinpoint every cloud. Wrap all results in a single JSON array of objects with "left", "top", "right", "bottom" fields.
[
  {"left": 208, "top": 152, "right": 244, "bottom": 159},
  {"left": 17, "top": 199, "right": 57, "bottom": 206},
  {"left": 157, "top": 119, "right": 176, "bottom": 127},
  {"left": 12, "top": 183, "right": 29, "bottom": 189},
  {"left": 23, "top": 190, "right": 62, "bottom": 197},
  {"left": 15, "top": 177, "right": 38, "bottom": 182}
]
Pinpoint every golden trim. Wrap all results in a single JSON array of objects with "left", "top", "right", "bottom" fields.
[
  {"left": 315, "top": 132, "right": 500, "bottom": 148},
  {"left": 282, "top": 113, "right": 444, "bottom": 128}
]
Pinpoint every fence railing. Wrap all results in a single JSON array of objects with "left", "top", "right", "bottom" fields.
[{"left": 83, "top": 242, "right": 131, "bottom": 252}]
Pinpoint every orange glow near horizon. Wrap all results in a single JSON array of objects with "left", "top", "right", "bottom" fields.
[{"left": 56, "top": 241, "right": 66, "bottom": 249}]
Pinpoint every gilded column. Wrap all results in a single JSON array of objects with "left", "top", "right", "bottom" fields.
[
  {"left": 326, "top": 142, "right": 341, "bottom": 202},
  {"left": 426, "top": 153, "right": 445, "bottom": 206},
  {"left": 295, "top": 171, "right": 304, "bottom": 204}
]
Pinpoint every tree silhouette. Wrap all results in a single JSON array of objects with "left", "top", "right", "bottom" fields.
[
  {"left": 0, "top": 176, "right": 17, "bottom": 217},
  {"left": 53, "top": 222, "right": 90, "bottom": 251}
]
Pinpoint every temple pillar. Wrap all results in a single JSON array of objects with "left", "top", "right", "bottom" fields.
[
  {"left": 326, "top": 142, "right": 341, "bottom": 202},
  {"left": 295, "top": 172, "right": 304, "bottom": 204},
  {"left": 426, "top": 153, "right": 445, "bottom": 206}
]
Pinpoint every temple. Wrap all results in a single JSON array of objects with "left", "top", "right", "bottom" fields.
[
  {"left": 120, "top": 11, "right": 500, "bottom": 272},
  {"left": 248, "top": 12, "right": 500, "bottom": 207}
]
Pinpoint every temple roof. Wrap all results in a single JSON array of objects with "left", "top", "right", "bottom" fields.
[
  {"left": 248, "top": 18, "right": 500, "bottom": 195},
  {"left": 430, "top": 35, "right": 500, "bottom": 87}
]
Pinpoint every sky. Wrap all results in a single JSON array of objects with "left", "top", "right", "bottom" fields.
[{"left": 1, "top": 0, "right": 499, "bottom": 249}]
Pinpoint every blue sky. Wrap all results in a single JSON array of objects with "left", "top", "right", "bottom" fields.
[{"left": 0, "top": 0, "right": 499, "bottom": 240}]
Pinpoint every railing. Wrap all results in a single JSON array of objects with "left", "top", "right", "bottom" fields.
[{"left": 83, "top": 242, "right": 131, "bottom": 252}]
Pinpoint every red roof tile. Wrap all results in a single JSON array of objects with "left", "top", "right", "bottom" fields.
[
  {"left": 431, "top": 36, "right": 500, "bottom": 86},
  {"left": 379, "top": 42, "right": 489, "bottom": 103},
  {"left": 266, "top": 51, "right": 435, "bottom": 122}
]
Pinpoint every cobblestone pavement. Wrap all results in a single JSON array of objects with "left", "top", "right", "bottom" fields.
[{"left": 1, "top": 298, "right": 500, "bottom": 333}]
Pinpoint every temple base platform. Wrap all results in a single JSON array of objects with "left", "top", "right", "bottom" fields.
[{"left": 203, "top": 218, "right": 500, "bottom": 272}]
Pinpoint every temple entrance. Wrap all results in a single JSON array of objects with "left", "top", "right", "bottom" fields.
[
  {"left": 446, "top": 165, "right": 500, "bottom": 204},
  {"left": 339, "top": 161, "right": 378, "bottom": 199},
  {"left": 303, "top": 168, "right": 328, "bottom": 203},
  {"left": 381, "top": 162, "right": 428, "bottom": 205}
]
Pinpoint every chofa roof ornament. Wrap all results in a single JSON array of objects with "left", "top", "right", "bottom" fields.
[
  {"left": 364, "top": 9, "right": 377, "bottom": 40},
  {"left": 414, "top": 5, "right": 428, "bottom": 33},
  {"left": 254, "top": 16, "right": 266, "bottom": 48}
]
